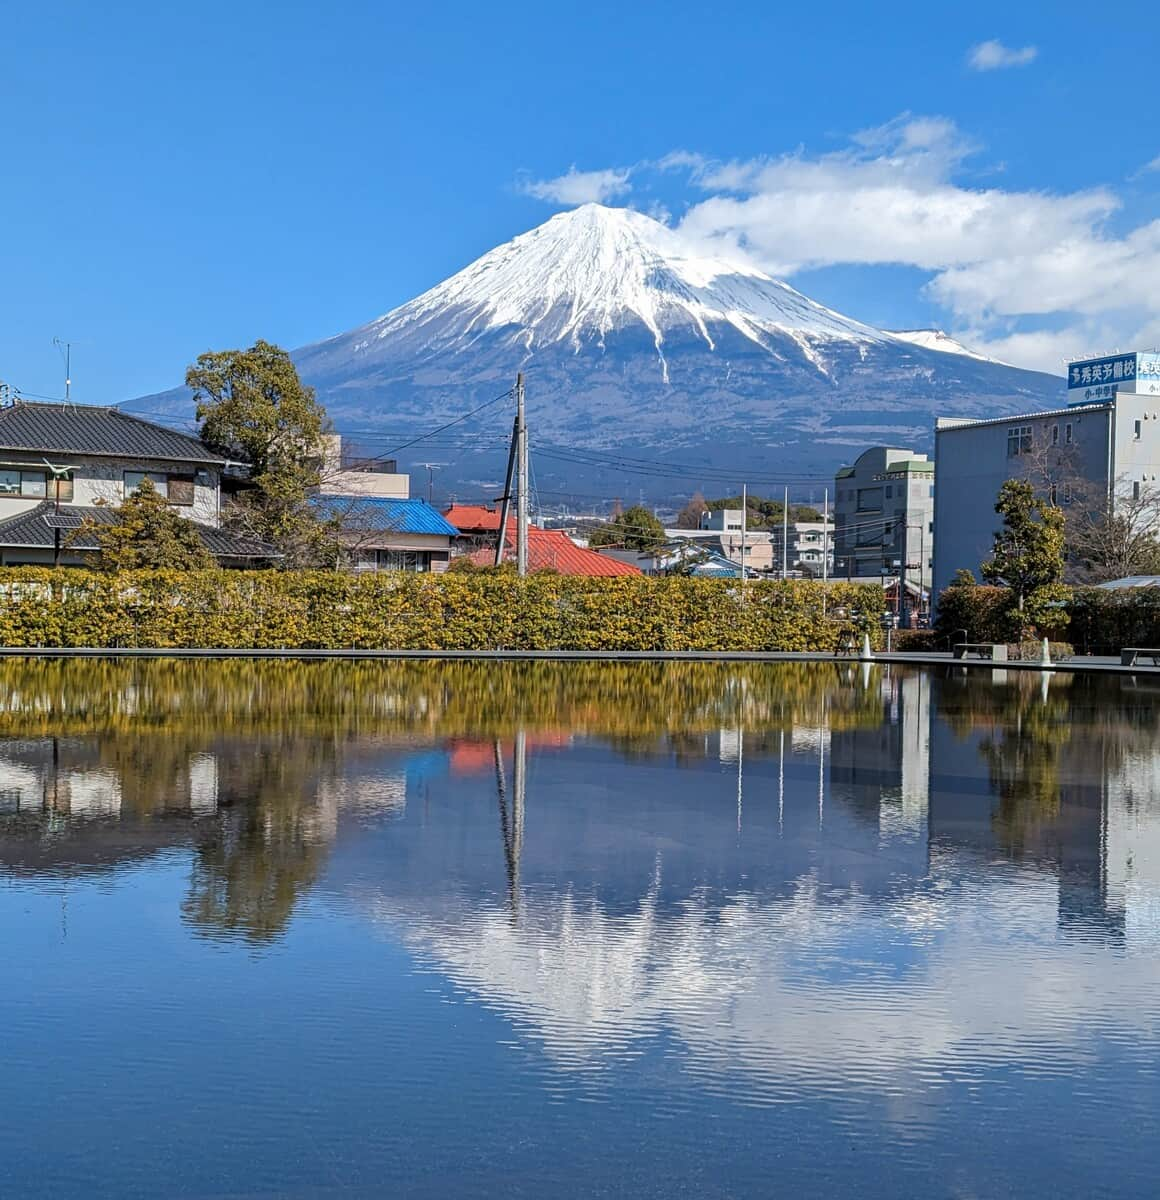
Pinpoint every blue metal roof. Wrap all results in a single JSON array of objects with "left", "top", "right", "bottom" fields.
[{"left": 312, "top": 495, "right": 458, "bottom": 536}]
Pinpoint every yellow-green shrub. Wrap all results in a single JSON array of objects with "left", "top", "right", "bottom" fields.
[{"left": 0, "top": 569, "right": 885, "bottom": 652}]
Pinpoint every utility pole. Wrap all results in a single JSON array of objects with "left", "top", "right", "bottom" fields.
[
  {"left": 494, "top": 416, "right": 519, "bottom": 567},
  {"left": 418, "top": 462, "right": 443, "bottom": 505},
  {"left": 822, "top": 486, "right": 829, "bottom": 621},
  {"left": 740, "top": 482, "right": 747, "bottom": 593},
  {"left": 782, "top": 486, "right": 789, "bottom": 580},
  {"left": 516, "top": 373, "right": 528, "bottom": 577}
]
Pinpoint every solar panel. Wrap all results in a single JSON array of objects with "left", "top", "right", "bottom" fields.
[{"left": 42, "top": 511, "right": 85, "bottom": 530}]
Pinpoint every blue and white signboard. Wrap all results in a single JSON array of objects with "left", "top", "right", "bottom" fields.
[{"left": 1068, "top": 352, "right": 1160, "bottom": 400}]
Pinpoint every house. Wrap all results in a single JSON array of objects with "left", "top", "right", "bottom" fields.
[
  {"left": 933, "top": 352, "right": 1160, "bottom": 598},
  {"left": 459, "top": 525, "right": 643, "bottom": 576},
  {"left": 311, "top": 434, "right": 456, "bottom": 572},
  {"left": 311, "top": 495, "right": 458, "bottom": 572},
  {"left": 442, "top": 504, "right": 512, "bottom": 554},
  {"left": 0, "top": 400, "right": 275, "bottom": 566}
]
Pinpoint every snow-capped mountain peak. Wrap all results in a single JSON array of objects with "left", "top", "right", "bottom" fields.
[{"left": 342, "top": 204, "right": 886, "bottom": 379}]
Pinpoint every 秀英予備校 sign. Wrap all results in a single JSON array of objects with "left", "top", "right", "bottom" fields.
[{"left": 1069, "top": 352, "right": 1160, "bottom": 391}]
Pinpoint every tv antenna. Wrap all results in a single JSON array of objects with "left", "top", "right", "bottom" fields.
[
  {"left": 417, "top": 462, "right": 446, "bottom": 505},
  {"left": 53, "top": 338, "right": 71, "bottom": 403}
]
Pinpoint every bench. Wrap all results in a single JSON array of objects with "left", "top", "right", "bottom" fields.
[
  {"left": 953, "top": 642, "right": 1008, "bottom": 662},
  {"left": 1121, "top": 647, "right": 1160, "bottom": 667}
]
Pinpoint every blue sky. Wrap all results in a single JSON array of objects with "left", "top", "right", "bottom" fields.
[{"left": 3, "top": 0, "right": 1158, "bottom": 404}]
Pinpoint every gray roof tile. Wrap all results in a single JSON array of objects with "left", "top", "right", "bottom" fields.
[
  {"left": 0, "top": 502, "right": 277, "bottom": 561},
  {"left": 0, "top": 402, "right": 228, "bottom": 465}
]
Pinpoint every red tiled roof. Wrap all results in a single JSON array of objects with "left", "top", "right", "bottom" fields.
[
  {"left": 443, "top": 504, "right": 513, "bottom": 533},
  {"left": 466, "top": 528, "right": 642, "bottom": 576}
]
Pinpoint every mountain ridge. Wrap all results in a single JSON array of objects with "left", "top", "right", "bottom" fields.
[{"left": 129, "top": 204, "right": 1064, "bottom": 501}]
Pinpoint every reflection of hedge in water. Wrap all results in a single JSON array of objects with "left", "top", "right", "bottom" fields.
[
  {"left": 0, "top": 568, "right": 883, "bottom": 652},
  {"left": 0, "top": 657, "right": 889, "bottom": 741}
]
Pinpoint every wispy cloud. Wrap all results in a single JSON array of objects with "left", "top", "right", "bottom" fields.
[
  {"left": 526, "top": 114, "right": 1160, "bottom": 373},
  {"left": 967, "top": 40, "right": 1038, "bottom": 71},
  {"left": 519, "top": 166, "right": 632, "bottom": 205},
  {"left": 1139, "top": 155, "right": 1160, "bottom": 175}
]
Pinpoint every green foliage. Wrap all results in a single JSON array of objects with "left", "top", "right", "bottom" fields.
[
  {"left": 705, "top": 495, "right": 822, "bottom": 527},
  {"left": 950, "top": 568, "right": 976, "bottom": 587},
  {"left": 935, "top": 583, "right": 1017, "bottom": 643},
  {"left": 588, "top": 504, "right": 666, "bottom": 551},
  {"left": 1067, "top": 586, "right": 1160, "bottom": 654},
  {"left": 187, "top": 339, "right": 338, "bottom": 568},
  {"left": 981, "top": 480, "right": 1066, "bottom": 599},
  {"left": 82, "top": 479, "right": 214, "bottom": 572},
  {"left": 0, "top": 569, "right": 885, "bottom": 652}
]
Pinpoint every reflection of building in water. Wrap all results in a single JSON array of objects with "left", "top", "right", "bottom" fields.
[
  {"left": 829, "top": 668, "right": 930, "bottom": 847},
  {"left": 929, "top": 673, "right": 1160, "bottom": 943},
  {"left": 0, "top": 738, "right": 217, "bottom": 819},
  {"left": 1102, "top": 751, "right": 1160, "bottom": 951}
]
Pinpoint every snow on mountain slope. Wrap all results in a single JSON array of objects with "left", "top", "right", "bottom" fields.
[
  {"left": 887, "top": 328, "right": 996, "bottom": 363},
  {"left": 307, "top": 204, "right": 886, "bottom": 384}
]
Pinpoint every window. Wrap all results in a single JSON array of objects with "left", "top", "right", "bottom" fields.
[
  {"left": 1063, "top": 483, "right": 1073, "bottom": 504},
  {"left": 1135, "top": 419, "right": 1142, "bottom": 440},
  {"left": 1007, "top": 426, "right": 1033, "bottom": 457},
  {"left": 885, "top": 485, "right": 893, "bottom": 499},
  {"left": 167, "top": 475, "right": 195, "bottom": 506},
  {"left": 1052, "top": 424, "right": 1059, "bottom": 446},
  {"left": 1134, "top": 481, "right": 1142, "bottom": 501},
  {"left": 124, "top": 471, "right": 168, "bottom": 498},
  {"left": 857, "top": 487, "right": 883, "bottom": 511},
  {"left": 1065, "top": 423, "right": 1073, "bottom": 445},
  {"left": 50, "top": 474, "right": 73, "bottom": 503},
  {"left": 380, "top": 549, "right": 427, "bottom": 572},
  {"left": 0, "top": 469, "right": 49, "bottom": 498}
]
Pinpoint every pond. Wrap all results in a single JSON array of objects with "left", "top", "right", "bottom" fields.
[{"left": 1, "top": 659, "right": 1158, "bottom": 1198}]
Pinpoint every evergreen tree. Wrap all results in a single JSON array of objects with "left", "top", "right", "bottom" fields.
[
  {"left": 187, "top": 340, "right": 338, "bottom": 568},
  {"left": 87, "top": 479, "right": 214, "bottom": 571},
  {"left": 588, "top": 504, "right": 666, "bottom": 551},
  {"left": 981, "top": 479, "right": 1069, "bottom": 632}
]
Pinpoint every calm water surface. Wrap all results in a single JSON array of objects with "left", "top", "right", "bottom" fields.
[{"left": 1, "top": 659, "right": 1158, "bottom": 1198}]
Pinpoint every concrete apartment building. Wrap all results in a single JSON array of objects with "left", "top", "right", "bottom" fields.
[
  {"left": 833, "top": 448, "right": 934, "bottom": 593},
  {"left": 932, "top": 351, "right": 1160, "bottom": 598},
  {"left": 698, "top": 508, "right": 775, "bottom": 572}
]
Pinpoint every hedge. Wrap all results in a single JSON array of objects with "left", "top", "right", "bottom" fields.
[
  {"left": 0, "top": 569, "right": 886, "bottom": 652},
  {"left": 1067, "top": 587, "right": 1160, "bottom": 655}
]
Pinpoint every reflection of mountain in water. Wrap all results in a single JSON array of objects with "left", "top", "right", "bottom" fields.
[{"left": 2, "top": 661, "right": 1159, "bottom": 1005}]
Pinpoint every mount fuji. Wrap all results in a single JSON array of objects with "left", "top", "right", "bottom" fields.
[{"left": 130, "top": 203, "right": 1064, "bottom": 501}]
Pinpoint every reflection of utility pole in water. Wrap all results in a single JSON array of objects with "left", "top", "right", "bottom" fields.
[
  {"left": 493, "top": 733, "right": 526, "bottom": 917},
  {"left": 736, "top": 721, "right": 744, "bottom": 837}
]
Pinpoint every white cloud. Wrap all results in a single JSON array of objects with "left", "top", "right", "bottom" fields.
[
  {"left": 519, "top": 165, "right": 632, "bottom": 205},
  {"left": 522, "top": 115, "right": 1160, "bottom": 373},
  {"left": 1140, "top": 155, "right": 1160, "bottom": 175},
  {"left": 967, "top": 40, "right": 1038, "bottom": 71}
]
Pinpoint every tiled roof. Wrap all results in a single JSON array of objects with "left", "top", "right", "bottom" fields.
[
  {"left": 443, "top": 504, "right": 511, "bottom": 532},
  {"left": 313, "top": 495, "right": 458, "bottom": 536},
  {"left": 0, "top": 401, "right": 228, "bottom": 465},
  {"left": 468, "top": 528, "right": 642, "bottom": 576},
  {"left": 0, "top": 502, "right": 277, "bottom": 560}
]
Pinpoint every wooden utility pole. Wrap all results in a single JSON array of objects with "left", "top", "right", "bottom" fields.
[
  {"left": 494, "top": 415, "right": 519, "bottom": 566},
  {"left": 782, "top": 486, "right": 789, "bottom": 580},
  {"left": 516, "top": 373, "right": 528, "bottom": 577}
]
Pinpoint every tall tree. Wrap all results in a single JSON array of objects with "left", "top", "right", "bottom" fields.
[
  {"left": 588, "top": 504, "right": 666, "bottom": 551},
  {"left": 676, "top": 491, "right": 709, "bottom": 530},
  {"left": 1066, "top": 476, "right": 1160, "bottom": 582},
  {"left": 84, "top": 478, "right": 214, "bottom": 571},
  {"left": 981, "top": 479, "right": 1068, "bottom": 631},
  {"left": 187, "top": 340, "right": 337, "bottom": 568}
]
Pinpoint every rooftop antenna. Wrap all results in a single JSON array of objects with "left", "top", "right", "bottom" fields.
[
  {"left": 53, "top": 338, "right": 71, "bottom": 404},
  {"left": 417, "top": 462, "right": 446, "bottom": 505}
]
